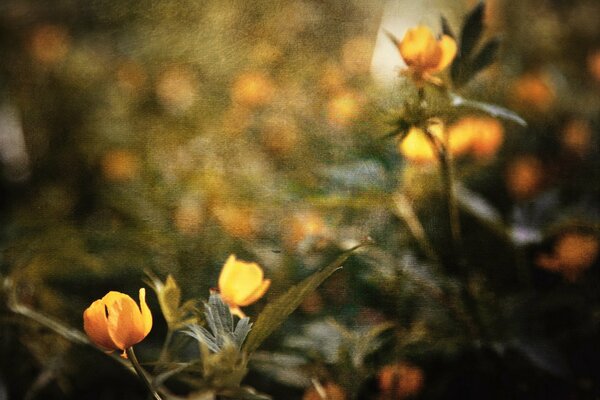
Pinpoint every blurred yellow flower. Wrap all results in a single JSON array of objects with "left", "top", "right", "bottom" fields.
[
  {"left": 537, "top": 232, "right": 599, "bottom": 282},
  {"left": 378, "top": 362, "right": 424, "bottom": 399},
  {"left": 231, "top": 71, "right": 275, "bottom": 107},
  {"left": 447, "top": 116, "right": 504, "bottom": 159},
  {"left": 327, "top": 90, "right": 362, "bottom": 126},
  {"left": 399, "top": 122, "right": 469, "bottom": 164},
  {"left": 398, "top": 126, "right": 438, "bottom": 164},
  {"left": 218, "top": 255, "right": 271, "bottom": 318},
  {"left": 395, "top": 25, "right": 457, "bottom": 85},
  {"left": 83, "top": 289, "right": 153, "bottom": 357}
]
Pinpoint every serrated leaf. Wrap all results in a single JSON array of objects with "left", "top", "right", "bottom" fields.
[
  {"left": 185, "top": 293, "right": 253, "bottom": 354},
  {"left": 145, "top": 272, "right": 197, "bottom": 330},
  {"left": 471, "top": 37, "right": 500, "bottom": 75},
  {"left": 242, "top": 244, "right": 367, "bottom": 354},
  {"left": 233, "top": 318, "right": 252, "bottom": 351},
  {"left": 460, "top": 2, "right": 485, "bottom": 58},
  {"left": 450, "top": 94, "right": 527, "bottom": 126},
  {"left": 440, "top": 15, "right": 455, "bottom": 39},
  {"left": 185, "top": 324, "right": 220, "bottom": 353}
]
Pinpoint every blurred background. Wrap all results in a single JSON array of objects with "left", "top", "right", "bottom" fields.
[{"left": 0, "top": 0, "right": 599, "bottom": 398}]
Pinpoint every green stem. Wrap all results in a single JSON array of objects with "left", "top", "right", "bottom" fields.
[
  {"left": 126, "top": 347, "right": 163, "bottom": 400},
  {"left": 157, "top": 329, "right": 173, "bottom": 367}
]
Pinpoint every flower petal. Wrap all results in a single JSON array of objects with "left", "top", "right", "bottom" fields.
[
  {"left": 433, "top": 35, "right": 457, "bottom": 72},
  {"left": 83, "top": 299, "right": 119, "bottom": 351},
  {"left": 102, "top": 291, "right": 146, "bottom": 350},
  {"left": 399, "top": 26, "right": 441, "bottom": 70},
  {"left": 138, "top": 288, "right": 153, "bottom": 337},
  {"left": 218, "top": 255, "right": 266, "bottom": 306},
  {"left": 238, "top": 278, "right": 271, "bottom": 307}
]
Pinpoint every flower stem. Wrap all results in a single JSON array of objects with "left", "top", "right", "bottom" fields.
[{"left": 126, "top": 347, "right": 163, "bottom": 400}]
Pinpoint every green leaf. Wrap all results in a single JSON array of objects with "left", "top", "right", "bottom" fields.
[
  {"left": 440, "top": 15, "right": 455, "bottom": 39},
  {"left": 471, "top": 37, "right": 501, "bottom": 75},
  {"left": 145, "top": 272, "right": 197, "bottom": 330},
  {"left": 460, "top": 2, "right": 485, "bottom": 59},
  {"left": 384, "top": 30, "right": 401, "bottom": 49},
  {"left": 450, "top": 94, "right": 527, "bottom": 126},
  {"left": 185, "top": 293, "right": 253, "bottom": 353},
  {"left": 242, "top": 243, "right": 368, "bottom": 354}
]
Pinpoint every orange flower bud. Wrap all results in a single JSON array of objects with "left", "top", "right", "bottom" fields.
[
  {"left": 303, "top": 382, "right": 347, "bottom": 400},
  {"left": 218, "top": 255, "right": 271, "bottom": 318},
  {"left": 83, "top": 289, "right": 153, "bottom": 357},
  {"left": 396, "top": 25, "right": 457, "bottom": 84},
  {"left": 378, "top": 362, "right": 424, "bottom": 399}
]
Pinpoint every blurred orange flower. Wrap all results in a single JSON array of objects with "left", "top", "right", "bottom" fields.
[
  {"left": 510, "top": 72, "right": 555, "bottom": 112},
  {"left": 218, "top": 255, "right": 271, "bottom": 318},
  {"left": 101, "top": 149, "right": 139, "bottom": 181},
  {"left": 537, "top": 232, "right": 599, "bottom": 282},
  {"left": 285, "top": 211, "right": 329, "bottom": 250},
  {"left": 213, "top": 204, "right": 259, "bottom": 239},
  {"left": 447, "top": 116, "right": 504, "bottom": 159},
  {"left": 561, "top": 119, "right": 592, "bottom": 157},
  {"left": 83, "top": 289, "right": 153, "bottom": 357},
  {"left": 29, "top": 24, "right": 70, "bottom": 65},
  {"left": 378, "top": 362, "right": 424, "bottom": 399},
  {"left": 394, "top": 25, "right": 457, "bottom": 85},
  {"left": 587, "top": 49, "right": 600, "bottom": 83},
  {"left": 303, "top": 382, "right": 347, "bottom": 400},
  {"left": 505, "top": 156, "right": 545, "bottom": 201}
]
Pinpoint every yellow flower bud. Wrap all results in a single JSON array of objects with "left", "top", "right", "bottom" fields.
[
  {"left": 218, "top": 255, "right": 271, "bottom": 318},
  {"left": 396, "top": 25, "right": 457, "bottom": 85},
  {"left": 83, "top": 289, "right": 153, "bottom": 357}
]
